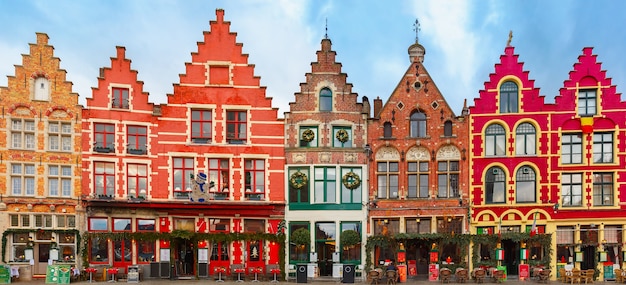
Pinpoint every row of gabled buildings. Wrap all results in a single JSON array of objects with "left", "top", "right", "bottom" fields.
[{"left": 1, "top": 9, "right": 626, "bottom": 281}]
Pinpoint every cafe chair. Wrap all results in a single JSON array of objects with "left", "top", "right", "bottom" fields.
[
  {"left": 473, "top": 269, "right": 486, "bottom": 284},
  {"left": 614, "top": 269, "right": 623, "bottom": 283},
  {"left": 570, "top": 268, "right": 582, "bottom": 284},
  {"left": 582, "top": 269, "right": 594, "bottom": 284},
  {"left": 456, "top": 269, "right": 469, "bottom": 283},
  {"left": 538, "top": 269, "right": 551, "bottom": 283},
  {"left": 439, "top": 268, "right": 452, "bottom": 283},
  {"left": 492, "top": 269, "right": 504, "bottom": 283},
  {"left": 368, "top": 270, "right": 381, "bottom": 285},
  {"left": 386, "top": 270, "right": 397, "bottom": 285}
]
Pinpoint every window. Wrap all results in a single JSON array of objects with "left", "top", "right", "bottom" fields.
[
  {"left": 12, "top": 233, "right": 28, "bottom": 262},
  {"left": 57, "top": 215, "right": 75, "bottom": 228},
  {"left": 578, "top": 89, "right": 596, "bottom": 116},
  {"left": 289, "top": 223, "right": 310, "bottom": 263},
  {"left": 383, "top": 122, "right": 392, "bottom": 138},
  {"left": 113, "top": 218, "right": 132, "bottom": 232},
  {"left": 443, "top": 121, "right": 453, "bottom": 137},
  {"left": 333, "top": 126, "right": 352, "bottom": 148},
  {"left": 373, "top": 219, "right": 399, "bottom": 235},
  {"left": 34, "top": 215, "right": 53, "bottom": 228},
  {"left": 499, "top": 81, "right": 518, "bottom": 113},
  {"left": 94, "top": 162, "right": 115, "bottom": 197},
  {"left": 409, "top": 111, "right": 427, "bottom": 138},
  {"left": 485, "top": 167, "right": 506, "bottom": 204},
  {"left": 299, "top": 126, "right": 318, "bottom": 147},
  {"left": 561, "top": 173, "right": 582, "bottom": 207},
  {"left": 437, "top": 217, "right": 462, "bottom": 234},
  {"left": 173, "top": 157, "right": 194, "bottom": 199},
  {"left": 49, "top": 165, "right": 72, "bottom": 197},
  {"left": 34, "top": 77, "right": 49, "bottom": 101},
  {"left": 515, "top": 123, "right": 536, "bottom": 155},
  {"left": 137, "top": 241, "right": 155, "bottom": 263},
  {"left": 137, "top": 219, "right": 155, "bottom": 231},
  {"left": 485, "top": 124, "right": 506, "bottom": 156},
  {"left": 112, "top": 87, "right": 129, "bottom": 109},
  {"left": 408, "top": 161, "right": 428, "bottom": 198},
  {"left": 9, "top": 214, "right": 30, "bottom": 228},
  {"left": 245, "top": 159, "right": 265, "bottom": 200},
  {"left": 405, "top": 218, "right": 431, "bottom": 234},
  {"left": 340, "top": 222, "right": 362, "bottom": 262},
  {"left": 437, "top": 161, "right": 459, "bottom": 198},
  {"left": 90, "top": 237, "right": 109, "bottom": 263},
  {"left": 127, "top": 125, "right": 147, "bottom": 154},
  {"left": 593, "top": 173, "right": 613, "bottom": 206},
  {"left": 94, "top": 123, "right": 115, "bottom": 152},
  {"left": 208, "top": 158, "right": 229, "bottom": 199},
  {"left": 49, "top": 121, "right": 72, "bottom": 151},
  {"left": 516, "top": 166, "right": 536, "bottom": 203},
  {"left": 89, "top": 217, "right": 109, "bottom": 231},
  {"left": 377, "top": 161, "right": 399, "bottom": 199},
  {"left": 561, "top": 133, "right": 582, "bottom": 164},
  {"left": 319, "top": 87, "right": 332, "bottom": 111},
  {"left": 11, "top": 119, "right": 35, "bottom": 149},
  {"left": 11, "top": 163, "right": 35, "bottom": 196},
  {"left": 593, "top": 132, "right": 613, "bottom": 163},
  {"left": 314, "top": 167, "right": 336, "bottom": 203},
  {"left": 288, "top": 168, "right": 309, "bottom": 204},
  {"left": 226, "top": 110, "right": 247, "bottom": 144},
  {"left": 191, "top": 110, "right": 212, "bottom": 144},
  {"left": 341, "top": 167, "right": 362, "bottom": 204},
  {"left": 128, "top": 164, "right": 147, "bottom": 199}
]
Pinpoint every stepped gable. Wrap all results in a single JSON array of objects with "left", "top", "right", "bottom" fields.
[
  {"left": 170, "top": 9, "right": 274, "bottom": 110},
  {"left": 552, "top": 47, "right": 625, "bottom": 111},
  {"left": 86, "top": 46, "right": 155, "bottom": 112},
  {"left": 472, "top": 45, "right": 544, "bottom": 114}
]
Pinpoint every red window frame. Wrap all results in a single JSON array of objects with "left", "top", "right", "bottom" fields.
[
  {"left": 94, "top": 162, "right": 115, "bottom": 197},
  {"left": 88, "top": 217, "right": 109, "bottom": 232},
  {"left": 136, "top": 219, "right": 156, "bottom": 232},
  {"left": 94, "top": 123, "right": 115, "bottom": 149},
  {"left": 127, "top": 125, "right": 147, "bottom": 152},
  {"left": 127, "top": 164, "right": 147, "bottom": 198},
  {"left": 112, "top": 87, "right": 129, "bottom": 109},
  {"left": 226, "top": 111, "right": 247, "bottom": 142},
  {"left": 208, "top": 158, "right": 229, "bottom": 194},
  {"left": 245, "top": 159, "right": 265, "bottom": 199},
  {"left": 112, "top": 218, "right": 132, "bottom": 232},
  {"left": 192, "top": 110, "right": 212, "bottom": 142},
  {"left": 173, "top": 157, "right": 194, "bottom": 197}
]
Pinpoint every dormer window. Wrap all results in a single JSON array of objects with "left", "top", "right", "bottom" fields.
[
  {"left": 34, "top": 77, "right": 49, "bottom": 101},
  {"left": 319, "top": 88, "right": 332, "bottom": 112},
  {"left": 112, "top": 87, "right": 129, "bottom": 109},
  {"left": 578, "top": 89, "right": 596, "bottom": 117}
]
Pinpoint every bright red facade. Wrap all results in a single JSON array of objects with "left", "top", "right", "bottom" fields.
[
  {"left": 469, "top": 44, "right": 626, "bottom": 278},
  {"left": 82, "top": 9, "right": 285, "bottom": 277}
]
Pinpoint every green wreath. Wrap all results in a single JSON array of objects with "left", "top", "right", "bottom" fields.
[
  {"left": 342, "top": 171, "right": 361, "bottom": 190},
  {"left": 290, "top": 171, "right": 308, "bottom": 189},
  {"left": 336, "top": 129, "right": 349, "bottom": 143},
  {"left": 301, "top": 129, "right": 315, "bottom": 142}
]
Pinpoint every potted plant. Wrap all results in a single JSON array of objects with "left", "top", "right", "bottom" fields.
[
  {"left": 291, "top": 228, "right": 310, "bottom": 262},
  {"left": 341, "top": 230, "right": 360, "bottom": 261}
]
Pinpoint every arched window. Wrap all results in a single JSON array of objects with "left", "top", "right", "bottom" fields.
[
  {"left": 443, "top": 121, "right": 453, "bottom": 137},
  {"left": 485, "top": 124, "right": 506, "bottom": 156},
  {"left": 516, "top": 166, "right": 536, "bottom": 203},
  {"left": 409, "top": 111, "right": 426, "bottom": 138},
  {"left": 34, "top": 77, "right": 49, "bottom": 101},
  {"left": 499, "top": 81, "right": 518, "bottom": 113},
  {"left": 383, "top": 122, "right": 392, "bottom": 138},
  {"left": 515, "top": 123, "right": 536, "bottom": 155},
  {"left": 319, "top": 88, "right": 332, "bottom": 111},
  {"left": 485, "top": 166, "right": 506, "bottom": 204}
]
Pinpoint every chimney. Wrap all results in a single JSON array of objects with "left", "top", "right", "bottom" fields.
[{"left": 373, "top": 97, "right": 383, "bottom": 118}]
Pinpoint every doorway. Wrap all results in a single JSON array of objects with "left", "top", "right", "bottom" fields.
[
  {"left": 174, "top": 239, "right": 195, "bottom": 277},
  {"left": 34, "top": 243, "right": 50, "bottom": 275},
  {"left": 315, "top": 240, "right": 335, "bottom": 276},
  {"left": 502, "top": 240, "right": 519, "bottom": 275},
  {"left": 581, "top": 245, "right": 596, "bottom": 270}
]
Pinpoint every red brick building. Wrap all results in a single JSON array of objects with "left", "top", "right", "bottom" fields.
[
  {"left": 82, "top": 9, "right": 285, "bottom": 279},
  {"left": 284, "top": 37, "right": 369, "bottom": 278},
  {"left": 469, "top": 43, "right": 626, "bottom": 279},
  {"left": 367, "top": 37, "right": 469, "bottom": 275},
  {"left": 0, "top": 33, "right": 82, "bottom": 276}
]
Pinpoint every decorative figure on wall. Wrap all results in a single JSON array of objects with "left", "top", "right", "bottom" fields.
[{"left": 190, "top": 173, "right": 211, "bottom": 202}]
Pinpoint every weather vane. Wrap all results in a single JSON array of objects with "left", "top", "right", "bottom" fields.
[
  {"left": 413, "top": 18, "right": 421, "bottom": 43},
  {"left": 507, "top": 30, "right": 513, "bottom": 46},
  {"left": 325, "top": 18, "right": 328, "bottom": 39}
]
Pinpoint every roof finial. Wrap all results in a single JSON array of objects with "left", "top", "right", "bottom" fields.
[
  {"left": 413, "top": 18, "right": 421, "bottom": 43},
  {"left": 506, "top": 30, "right": 513, "bottom": 46},
  {"left": 325, "top": 18, "right": 328, "bottom": 39}
]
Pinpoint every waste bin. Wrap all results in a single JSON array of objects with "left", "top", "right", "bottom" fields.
[
  {"left": 297, "top": 264, "right": 308, "bottom": 283},
  {"left": 343, "top": 264, "right": 355, "bottom": 283}
]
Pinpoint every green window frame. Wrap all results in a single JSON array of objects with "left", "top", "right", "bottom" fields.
[
  {"left": 314, "top": 167, "right": 336, "bottom": 203},
  {"left": 333, "top": 126, "right": 352, "bottom": 148},
  {"left": 288, "top": 167, "right": 310, "bottom": 204},
  {"left": 340, "top": 222, "right": 362, "bottom": 264},
  {"left": 288, "top": 222, "right": 310, "bottom": 264},
  {"left": 340, "top": 167, "right": 362, "bottom": 204},
  {"left": 299, "top": 126, "right": 318, "bottom": 147}
]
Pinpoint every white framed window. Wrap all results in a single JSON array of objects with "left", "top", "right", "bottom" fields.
[
  {"left": 49, "top": 121, "right": 72, "bottom": 151},
  {"left": 49, "top": 165, "right": 72, "bottom": 197},
  {"left": 11, "top": 119, "right": 35, "bottom": 149},
  {"left": 11, "top": 163, "right": 35, "bottom": 196}
]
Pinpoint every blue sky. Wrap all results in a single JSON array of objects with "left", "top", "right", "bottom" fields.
[{"left": 1, "top": 0, "right": 626, "bottom": 117}]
